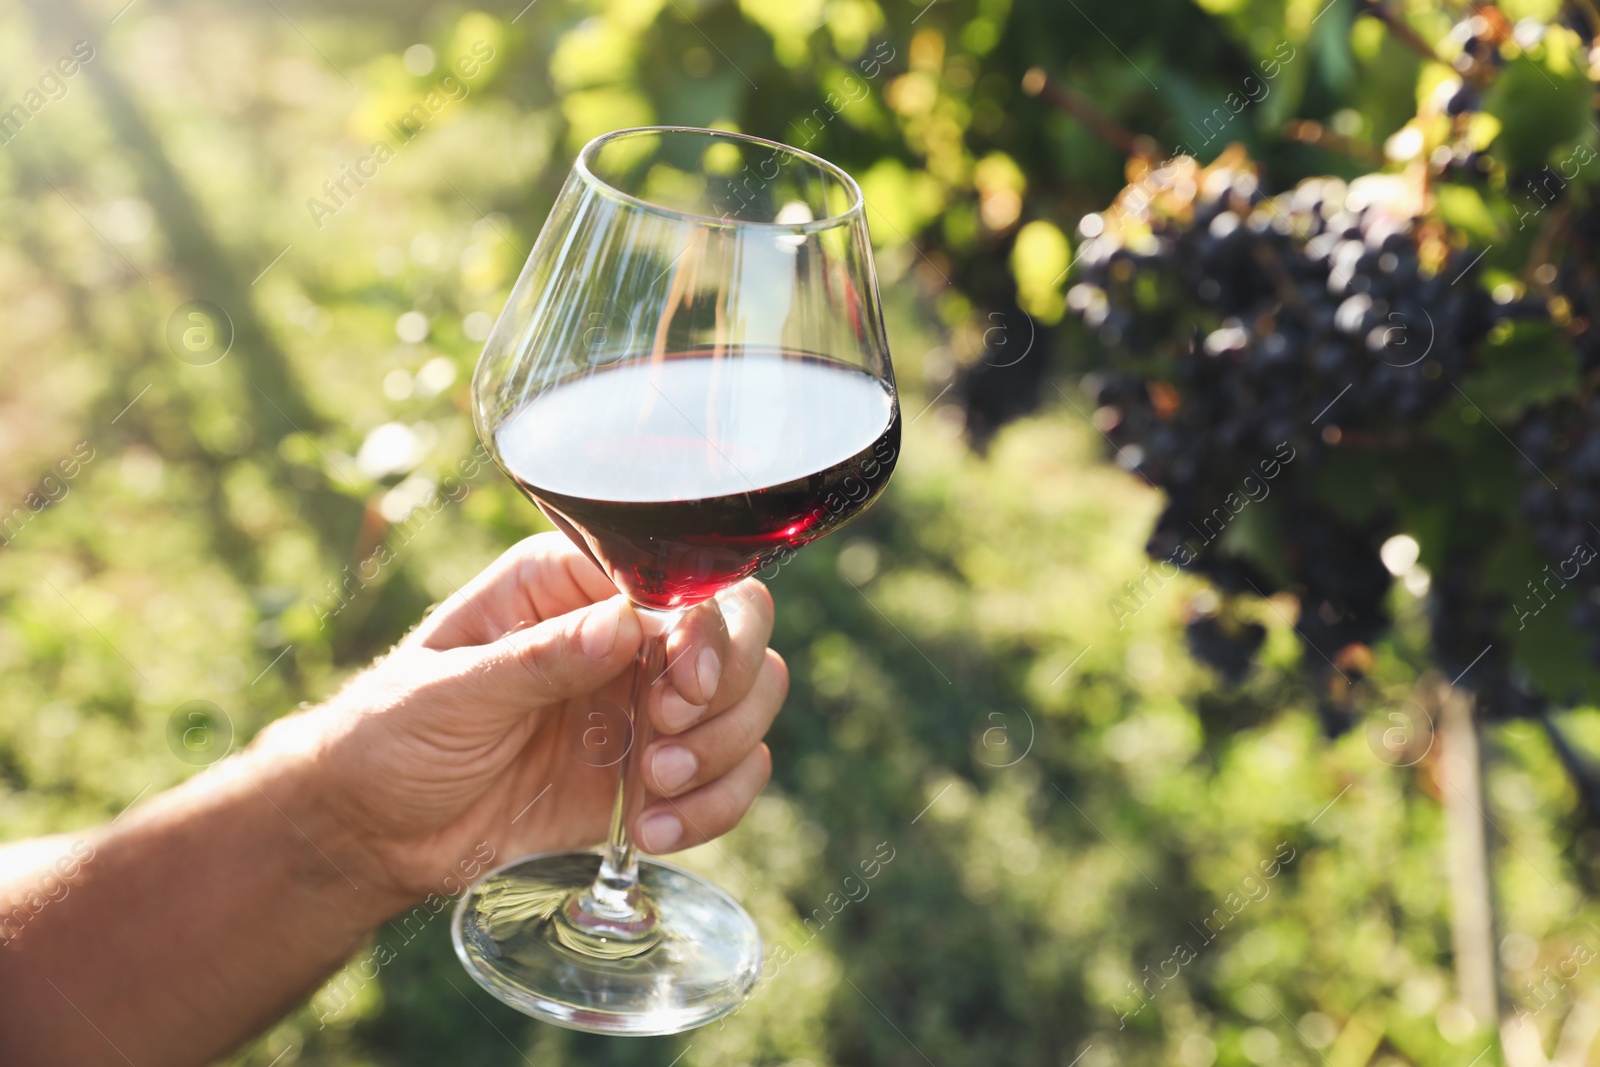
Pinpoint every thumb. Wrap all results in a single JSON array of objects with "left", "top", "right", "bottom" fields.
[{"left": 439, "top": 594, "right": 642, "bottom": 715}]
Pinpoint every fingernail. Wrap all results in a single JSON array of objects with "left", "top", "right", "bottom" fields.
[
  {"left": 660, "top": 692, "right": 708, "bottom": 732},
  {"left": 639, "top": 811, "right": 682, "bottom": 853},
  {"left": 696, "top": 647, "right": 722, "bottom": 700},
  {"left": 652, "top": 746, "right": 697, "bottom": 792},
  {"left": 580, "top": 598, "right": 622, "bottom": 659}
]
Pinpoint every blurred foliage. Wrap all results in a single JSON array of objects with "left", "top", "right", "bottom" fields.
[{"left": 3, "top": 0, "right": 1600, "bottom": 1065}]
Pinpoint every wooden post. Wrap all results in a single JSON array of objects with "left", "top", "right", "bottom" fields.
[{"left": 1438, "top": 679, "right": 1500, "bottom": 1029}]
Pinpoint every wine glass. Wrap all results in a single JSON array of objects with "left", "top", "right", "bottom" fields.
[{"left": 452, "top": 126, "right": 899, "bottom": 1036}]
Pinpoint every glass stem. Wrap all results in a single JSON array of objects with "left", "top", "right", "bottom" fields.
[{"left": 584, "top": 605, "right": 680, "bottom": 929}]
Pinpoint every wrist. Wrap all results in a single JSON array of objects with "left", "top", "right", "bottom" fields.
[{"left": 237, "top": 710, "right": 419, "bottom": 927}]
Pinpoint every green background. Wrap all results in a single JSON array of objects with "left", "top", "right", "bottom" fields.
[{"left": 1, "top": 0, "right": 1597, "bottom": 1064}]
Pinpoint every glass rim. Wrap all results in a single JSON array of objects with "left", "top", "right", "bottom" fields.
[{"left": 573, "top": 125, "right": 866, "bottom": 233}]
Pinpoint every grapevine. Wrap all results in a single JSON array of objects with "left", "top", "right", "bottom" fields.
[
  {"left": 1034, "top": 3, "right": 1600, "bottom": 735},
  {"left": 1070, "top": 147, "right": 1532, "bottom": 724}
]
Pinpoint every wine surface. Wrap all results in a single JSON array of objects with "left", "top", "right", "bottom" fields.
[{"left": 496, "top": 350, "right": 899, "bottom": 610}]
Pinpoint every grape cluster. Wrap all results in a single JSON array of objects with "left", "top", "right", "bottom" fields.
[
  {"left": 1560, "top": 0, "right": 1597, "bottom": 47},
  {"left": 1433, "top": 2, "right": 1594, "bottom": 716},
  {"left": 1516, "top": 401, "right": 1600, "bottom": 668},
  {"left": 1505, "top": 6, "right": 1600, "bottom": 678},
  {"left": 1433, "top": 11, "right": 1508, "bottom": 183},
  {"left": 1445, "top": 10, "right": 1507, "bottom": 98},
  {"left": 956, "top": 302, "right": 1054, "bottom": 446},
  {"left": 1536, "top": 208, "right": 1600, "bottom": 375},
  {"left": 1183, "top": 614, "right": 1265, "bottom": 686},
  {"left": 1069, "top": 151, "right": 1521, "bottom": 708},
  {"left": 949, "top": 230, "right": 1057, "bottom": 446}
]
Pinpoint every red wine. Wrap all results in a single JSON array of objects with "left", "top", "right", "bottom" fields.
[{"left": 496, "top": 349, "right": 899, "bottom": 610}]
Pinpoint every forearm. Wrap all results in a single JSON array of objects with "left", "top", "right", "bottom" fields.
[{"left": 0, "top": 718, "right": 408, "bottom": 1067}]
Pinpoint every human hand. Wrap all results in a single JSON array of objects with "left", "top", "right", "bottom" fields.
[{"left": 263, "top": 533, "right": 786, "bottom": 905}]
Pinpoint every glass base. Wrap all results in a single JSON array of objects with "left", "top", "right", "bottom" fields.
[{"left": 452, "top": 851, "right": 762, "bottom": 1036}]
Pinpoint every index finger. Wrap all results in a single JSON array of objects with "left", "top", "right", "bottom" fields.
[{"left": 409, "top": 533, "right": 618, "bottom": 651}]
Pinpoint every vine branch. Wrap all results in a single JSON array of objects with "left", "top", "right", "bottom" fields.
[{"left": 1022, "top": 67, "right": 1163, "bottom": 161}]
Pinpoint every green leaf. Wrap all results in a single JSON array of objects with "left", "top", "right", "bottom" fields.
[
  {"left": 1216, "top": 492, "right": 1289, "bottom": 588},
  {"left": 1484, "top": 29, "right": 1593, "bottom": 172},
  {"left": 1433, "top": 184, "right": 1503, "bottom": 243},
  {"left": 1455, "top": 321, "right": 1578, "bottom": 422},
  {"left": 1486, "top": 522, "right": 1600, "bottom": 704},
  {"left": 1310, "top": 0, "right": 1356, "bottom": 93},
  {"left": 1311, "top": 451, "right": 1391, "bottom": 526}
]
